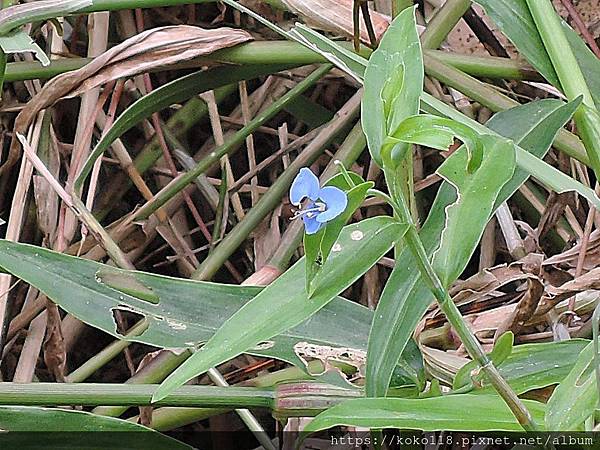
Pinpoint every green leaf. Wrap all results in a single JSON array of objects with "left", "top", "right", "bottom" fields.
[
  {"left": 564, "top": 23, "right": 600, "bottom": 108},
  {"left": 0, "top": 406, "right": 190, "bottom": 449},
  {"left": 0, "top": 31, "right": 49, "bottom": 66},
  {"left": 432, "top": 135, "right": 515, "bottom": 287},
  {"left": 365, "top": 98, "right": 580, "bottom": 397},
  {"left": 454, "top": 339, "right": 589, "bottom": 395},
  {"left": 304, "top": 173, "right": 372, "bottom": 292},
  {"left": 302, "top": 395, "right": 546, "bottom": 434},
  {"left": 0, "top": 239, "right": 379, "bottom": 376},
  {"left": 489, "top": 331, "right": 514, "bottom": 366},
  {"left": 153, "top": 217, "right": 408, "bottom": 402},
  {"left": 388, "top": 115, "right": 484, "bottom": 173},
  {"left": 474, "top": 0, "right": 559, "bottom": 86},
  {"left": 453, "top": 332, "right": 514, "bottom": 391},
  {"left": 362, "top": 6, "right": 423, "bottom": 167},
  {"left": 0, "top": 0, "right": 93, "bottom": 35},
  {"left": 74, "top": 63, "right": 297, "bottom": 192},
  {"left": 546, "top": 340, "right": 596, "bottom": 430}
]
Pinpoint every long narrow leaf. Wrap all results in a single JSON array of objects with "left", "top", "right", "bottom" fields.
[
  {"left": 75, "top": 63, "right": 295, "bottom": 191},
  {"left": 302, "top": 395, "right": 546, "bottom": 433},
  {"left": 153, "top": 217, "right": 408, "bottom": 402},
  {"left": 365, "top": 98, "right": 580, "bottom": 396},
  {"left": 0, "top": 406, "right": 191, "bottom": 449}
]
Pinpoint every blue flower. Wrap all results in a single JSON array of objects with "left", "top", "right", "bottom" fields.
[{"left": 289, "top": 168, "right": 348, "bottom": 234}]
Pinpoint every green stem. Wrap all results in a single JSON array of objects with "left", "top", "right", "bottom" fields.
[
  {"left": 0, "top": 0, "right": 15, "bottom": 96},
  {"left": 65, "top": 320, "right": 149, "bottom": 383},
  {"left": 0, "top": 48, "right": 5, "bottom": 97},
  {"left": 131, "top": 64, "right": 331, "bottom": 222},
  {"left": 420, "top": 0, "right": 471, "bottom": 49},
  {"left": 0, "top": 383, "right": 274, "bottom": 408},
  {"left": 525, "top": 0, "right": 600, "bottom": 180},
  {"left": 92, "top": 350, "right": 191, "bottom": 417},
  {"left": 392, "top": 193, "right": 538, "bottom": 430},
  {"left": 3, "top": 44, "right": 540, "bottom": 82}
]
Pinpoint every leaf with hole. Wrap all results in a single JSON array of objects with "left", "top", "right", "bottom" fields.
[
  {"left": 0, "top": 238, "right": 415, "bottom": 389},
  {"left": 153, "top": 217, "right": 408, "bottom": 402}
]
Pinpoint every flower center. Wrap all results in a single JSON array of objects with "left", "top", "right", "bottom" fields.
[{"left": 292, "top": 201, "right": 327, "bottom": 220}]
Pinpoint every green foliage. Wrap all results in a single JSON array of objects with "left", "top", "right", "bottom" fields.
[
  {"left": 153, "top": 218, "right": 408, "bottom": 401},
  {"left": 362, "top": 7, "right": 422, "bottom": 168},
  {"left": 302, "top": 394, "right": 546, "bottom": 434},
  {"left": 454, "top": 338, "right": 589, "bottom": 395},
  {"left": 0, "top": 239, "right": 419, "bottom": 384},
  {"left": 365, "top": 98, "right": 580, "bottom": 397},
  {"left": 546, "top": 340, "right": 596, "bottom": 430},
  {"left": 475, "top": 0, "right": 600, "bottom": 106},
  {"left": 0, "top": 406, "right": 191, "bottom": 449}
]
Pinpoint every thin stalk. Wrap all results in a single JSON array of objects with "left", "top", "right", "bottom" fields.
[
  {"left": 3, "top": 44, "right": 540, "bottom": 82},
  {"left": 420, "top": 0, "right": 471, "bottom": 49},
  {"left": 131, "top": 64, "right": 332, "bottom": 222},
  {"left": 0, "top": 49, "right": 5, "bottom": 97},
  {"left": 525, "top": 0, "right": 600, "bottom": 180},
  {"left": 206, "top": 367, "right": 276, "bottom": 450},
  {"left": 0, "top": 383, "right": 274, "bottom": 408},
  {"left": 191, "top": 89, "right": 360, "bottom": 280},
  {"left": 92, "top": 350, "right": 190, "bottom": 417},
  {"left": 65, "top": 320, "right": 149, "bottom": 383},
  {"left": 392, "top": 194, "right": 538, "bottom": 430},
  {"left": 95, "top": 84, "right": 236, "bottom": 220}
]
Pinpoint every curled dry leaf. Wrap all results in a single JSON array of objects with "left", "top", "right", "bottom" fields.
[
  {"left": 281, "top": 0, "right": 390, "bottom": 43},
  {"left": 1, "top": 26, "right": 253, "bottom": 176},
  {"left": 494, "top": 277, "right": 545, "bottom": 340},
  {"left": 544, "top": 229, "right": 600, "bottom": 272}
]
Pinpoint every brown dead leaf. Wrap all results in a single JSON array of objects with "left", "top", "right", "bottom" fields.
[
  {"left": 281, "top": 0, "right": 390, "bottom": 43},
  {"left": 495, "top": 277, "right": 545, "bottom": 340},
  {"left": 537, "top": 191, "right": 574, "bottom": 240},
  {"left": 1, "top": 26, "right": 253, "bottom": 176},
  {"left": 538, "top": 266, "right": 600, "bottom": 314},
  {"left": 43, "top": 299, "right": 66, "bottom": 382},
  {"left": 544, "top": 230, "right": 600, "bottom": 272},
  {"left": 253, "top": 206, "right": 282, "bottom": 270}
]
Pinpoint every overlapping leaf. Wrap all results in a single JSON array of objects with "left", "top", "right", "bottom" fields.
[
  {"left": 362, "top": 7, "right": 423, "bottom": 167},
  {"left": 153, "top": 217, "right": 408, "bottom": 401},
  {"left": 365, "top": 98, "right": 580, "bottom": 397}
]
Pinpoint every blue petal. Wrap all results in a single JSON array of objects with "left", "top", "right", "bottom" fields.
[
  {"left": 289, "top": 168, "right": 320, "bottom": 205},
  {"left": 316, "top": 186, "right": 348, "bottom": 223},
  {"left": 302, "top": 214, "right": 323, "bottom": 234}
]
